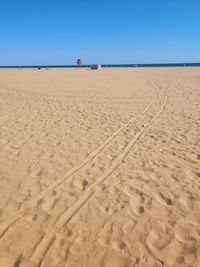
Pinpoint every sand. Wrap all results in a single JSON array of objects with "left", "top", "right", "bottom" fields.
[{"left": 0, "top": 67, "right": 199, "bottom": 267}]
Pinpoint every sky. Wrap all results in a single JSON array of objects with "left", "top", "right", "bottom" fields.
[{"left": 0, "top": 0, "right": 200, "bottom": 65}]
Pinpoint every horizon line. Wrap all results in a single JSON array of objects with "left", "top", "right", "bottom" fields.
[{"left": 1, "top": 62, "right": 200, "bottom": 68}]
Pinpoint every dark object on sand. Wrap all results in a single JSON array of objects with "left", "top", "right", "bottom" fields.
[{"left": 90, "top": 64, "right": 101, "bottom": 70}]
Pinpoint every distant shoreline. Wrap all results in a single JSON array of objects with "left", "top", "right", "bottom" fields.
[{"left": 0, "top": 63, "right": 200, "bottom": 69}]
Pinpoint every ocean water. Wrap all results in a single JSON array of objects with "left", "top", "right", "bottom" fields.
[{"left": 0, "top": 63, "right": 200, "bottom": 68}]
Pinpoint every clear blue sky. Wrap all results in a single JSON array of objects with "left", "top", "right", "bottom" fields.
[{"left": 1, "top": 0, "right": 200, "bottom": 65}]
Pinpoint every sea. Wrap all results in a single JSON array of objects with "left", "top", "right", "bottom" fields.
[{"left": 0, "top": 63, "right": 200, "bottom": 68}]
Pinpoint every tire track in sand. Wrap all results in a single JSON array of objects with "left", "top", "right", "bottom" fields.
[
  {"left": 28, "top": 86, "right": 157, "bottom": 206},
  {"left": 0, "top": 80, "right": 158, "bottom": 224},
  {"left": 27, "top": 82, "right": 168, "bottom": 267},
  {"left": 0, "top": 80, "right": 157, "bottom": 236},
  {"left": 56, "top": 83, "right": 168, "bottom": 227},
  {"left": 0, "top": 80, "right": 167, "bottom": 267}
]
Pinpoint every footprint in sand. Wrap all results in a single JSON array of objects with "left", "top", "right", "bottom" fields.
[
  {"left": 146, "top": 229, "right": 184, "bottom": 265},
  {"left": 130, "top": 199, "right": 145, "bottom": 215},
  {"left": 122, "top": 219, "right": 137, "bottom": 233},
  {"left": 73, "top": 178, "right": 88, "bottom": 191},
  {"left": 111, "top": 239, "right": 127, "bottom": 252},
  {"left": 55, "top": 228, "right": 73, "bottom": 248},
  {"left": 153, "top": 192, "right": 173, "bottom": 206},
  {"left": 99, "top": 236, "right": 128, "bottom": 253},
  {"left": 31, "top": 169, "right": 43, "bottom": 177}
]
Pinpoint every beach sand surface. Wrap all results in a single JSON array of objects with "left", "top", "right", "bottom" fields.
[{"left": 0, "top": 68, "right": 200, "bottom": 267}]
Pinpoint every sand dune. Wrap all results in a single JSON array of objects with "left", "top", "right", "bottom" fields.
[{"left": 0, "top": 68, "right": 200, "bottom": 267}]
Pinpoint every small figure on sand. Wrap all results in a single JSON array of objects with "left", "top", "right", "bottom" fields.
[{"left": 90, "top": 64, "right": 101, "bottom": 70}]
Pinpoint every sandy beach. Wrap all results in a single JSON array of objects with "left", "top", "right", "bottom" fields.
[{"left": 0, "top": 67, "right": 200, "bottom": 267}]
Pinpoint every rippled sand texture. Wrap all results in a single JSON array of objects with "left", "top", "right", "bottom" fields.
[{"left": 0, "top": 67, "right": 200, "bottom": 267}]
